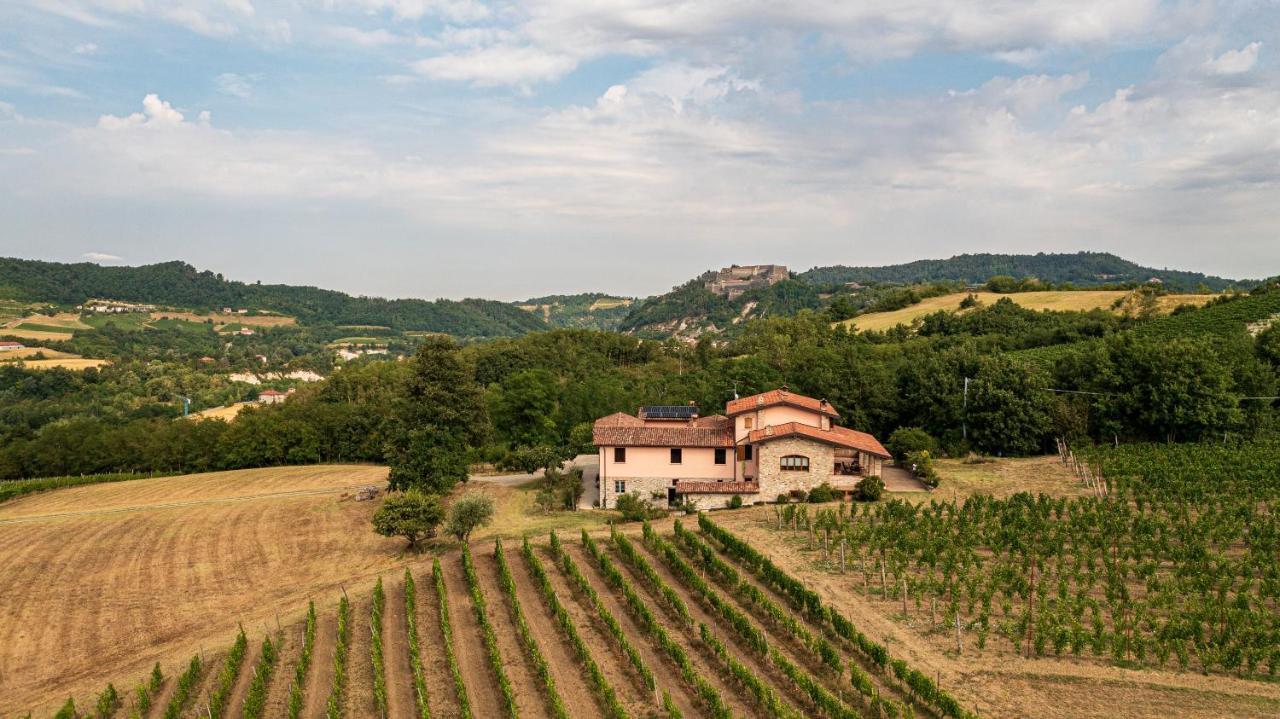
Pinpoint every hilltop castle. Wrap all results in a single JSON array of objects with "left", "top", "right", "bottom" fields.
[{"left": 704, "top": 264, "right": 789, "bottom": 299}]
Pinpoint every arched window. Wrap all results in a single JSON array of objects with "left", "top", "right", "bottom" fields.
[{"left": 780, "top": 455, "right": 810, "bottom": 472}]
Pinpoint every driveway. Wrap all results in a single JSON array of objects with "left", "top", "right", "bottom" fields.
[
  {"left": 882, "top": 464, "right": 929, "bottom": 492},
  {"left": 469, "top": 454, "right": 600, "bottom": 509}
]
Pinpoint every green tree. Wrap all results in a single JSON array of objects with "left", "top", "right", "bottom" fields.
[
  {"left": 445, "top": 493, "right": 495, "bottom": 542},
  {"left": 499, "top": 444, "right": 565, "bottom": 475},
  {"left": 385, "top": 337, "right": 489, "bottom": 493},
  {"left": 372, "top": 491, "right": 444, "bottom": 549},
  {"left": 966, "top": 355, "right": 1052, "bottom": 455},
  {"left": 489, "top": 368, "right": 560, "bottom": 446},
  {"left": 886, "top": 427, "right": 936, "bottom": 461}
]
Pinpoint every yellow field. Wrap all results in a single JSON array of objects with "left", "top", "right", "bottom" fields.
[
  {"left": 841, "top": 290, "right": 1216, "bottom": 331},
  {"left": 0, "top": 328, "right": 74, "bottom": 342},
  {"left": 151, "top": 311, "right": 297, "bottom": 328},
  {"left": 14, "top": 358, "right": 109, "bottom": 370},
  {"left": 188, "top": 402, "right": 255, "bottom": 421},
  {"left": 0, "top": 347, "right": 80, "bottom": 361},
  {"left": 588, "top": 297, "right": 633, "bottom": 310}
]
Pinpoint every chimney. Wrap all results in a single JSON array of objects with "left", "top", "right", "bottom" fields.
[{"left": 765, "top": 426, "right": 773, "bottom": 436}]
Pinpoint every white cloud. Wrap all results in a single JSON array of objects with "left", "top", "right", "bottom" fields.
[
  {"left": 72, "top": 42, "right": 99, "bottom": 55},
  {"left": 1204, "top": 41, "right": 1261, "bottom": 75},
  {"left": 412, "top": 44, "right": 577, "bottom": 86},
  {"left": 321, "top": 25, "right": 404, "bottom": 47},
  {"left": 215, "top": 72, "right": 253, "bottom": 98},
  {"left": 82, "top": 252, "right": 123, "bottom": 262},
  {"left": 97, "top": 93, "right": 185, "bottom": 129}
]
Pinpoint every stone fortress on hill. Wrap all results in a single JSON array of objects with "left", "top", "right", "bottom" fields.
[{"left": 704, "top": 264, "right": 790, "bottom": 299}]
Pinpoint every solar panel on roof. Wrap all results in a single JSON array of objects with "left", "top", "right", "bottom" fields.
[{"left": 641, "top": 405, "right": 698, "bottom": 419}]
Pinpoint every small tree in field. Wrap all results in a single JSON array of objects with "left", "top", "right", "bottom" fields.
[
  {"left": 372, "top": 491, "right": 444, "bottom": 549},
  {"left": 446, "top": 493, "right": 495, "bottom": 542}
]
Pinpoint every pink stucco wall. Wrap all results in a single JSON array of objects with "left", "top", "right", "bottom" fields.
[
  {"left": 599, "top": 446, "right": 733, "bottom": 480},
  {"left": 734, "top": 405, "right": 826, "bottom": 440}
]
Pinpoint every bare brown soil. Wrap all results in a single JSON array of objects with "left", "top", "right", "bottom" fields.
[
  {"left": 530, "top": 544, "right": 651, "bottom": 716},
  {"left": 472, "top": 549, "right": 551, "bottom": 719},
  {"left": 382, "top": 575, "right": 416, "bottom": 719},
  {"left": 439, "top": 554, "right": 504, "bottom": 719},
  {"left": 551, "top": 541, "right": 699, "bottom": 718},
  {"left": 189, "top": 649, "right": 227, "bottom": 718},
  {"left": 717, "top": 510, "right": 1280, "bottom": 719},
  {"left": 262, "top": 624, "right": 296, "bottom": 718},
  {"left": 303, "top": 607, "right": 338, "bottom": 719},
  {"left": 510, "top": 542, "right": 616, "bottom": 719},
  {"left": 144, "top": 673, "right": 177, "bottom": 719},
  {"left": 411, "top": 566, "right": 461, "bottom": 719},
  {"left": 343, "top": 593, "right": 376, "bottom": 718}
]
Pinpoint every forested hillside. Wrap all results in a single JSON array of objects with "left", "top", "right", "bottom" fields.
[
  {"left": 0, "top": 257, "right": 548, "bottom": 337},
  {"left": 799, "top": 252, "right": 1243, "bottom": 291}
]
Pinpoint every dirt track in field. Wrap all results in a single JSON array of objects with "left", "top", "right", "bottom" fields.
[
  {"left": 413, "top": 567, "right": 461, "bottom": 719},
  {"left": 302, "top": 605, "right": 338, "bottom": 718},
  {"left": 0, "top": 465, "right": 403, "bottom": 717},
  {"left": 717, "top": 509, "right": 1280, "bottom": 719},
  {"left": 383, "top": 576, "right": 416, "bottom": 719},
  {"left": 262, "top": 622, "right": 297, "bottom": 717},
  {"left": 226, "top": 635, "right": 263, "bottom": 718},
  {"left": 344, "top": 594, "right": 376, "bottom": 717},
  {"left": 440, "top": 554, "right": 504, "bottom": 719},
  {"left": 472, "top": 549, "right": 551, "bottom": 719}
]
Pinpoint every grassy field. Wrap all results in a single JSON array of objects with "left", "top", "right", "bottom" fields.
[
  {"left": 0, "top": 328, "right": 74, "bottom": 342},
  {"left": 0, "top": 347, "right": 80, "bottom": 361},
  {"left": 189, "top": 402, "right": 256, "bottom": 421},
  {"left": 841, "top": 290, "right": 1217, "bottom": 332},
  {"left": 82, "top": 311, "right": 153, "bottom": 331},
  {"left": 14, "top": 358, "right": 109, "bottom": 370},
  {"left": 151, "top": 311, "right": 296, "bottom": 329}
]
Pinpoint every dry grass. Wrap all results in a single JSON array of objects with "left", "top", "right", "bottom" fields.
[
  {"left": 588, "top": 297, "right": 633, "bottom": 310},
  {"left": 841, "top": 290, "right": 1217, "bottom": 332},
  {"left": 0, "top": 465, "right": 402, "bottom": 715},
  {"left": 0, "top": 328, "right": 75, "bottom": 342},
  {"left": 150, "top": 311, "right": 297, "bottom": 328},
  {"left": 187, "top": 402, "right": 255, "bottom": 421},
  {"left": 922, "top": 454, "right": 1092, "bottom": 501},
  {"left": 0, "top": 347, "right": 80, "bottom": 361},
  {"left": 13, "top": 358, "right": 109, "bottom": 371},
  {"left": 461, "top": 478, "right": 609, "bottom": 542}
]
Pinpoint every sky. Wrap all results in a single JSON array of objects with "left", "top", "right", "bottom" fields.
[{"left": 0, "top": 1, "right": 1277, "bottom": 301}]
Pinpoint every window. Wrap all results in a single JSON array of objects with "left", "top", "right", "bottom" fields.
[
  {"left": 714, "top": 448, "right": 727, "bottom": 465},
  {"left": 614, "top": 480, "right": 626, "bottom": 494},
  {"left": 780, "top": 455, "right": 810, "bottom": 472},
  {"left": 745, "top": 444, "right": 753, "bottom": 461},
  {"left": 744, "top": 417, "right": 754, "bottom": 429},
  {"left": 670, "top": 448, "right": 683, "bottom": 464},
  {"left": 613, "top": 447, "right": 626, "bottom": 463}
]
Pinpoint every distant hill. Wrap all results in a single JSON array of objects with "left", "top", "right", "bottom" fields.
[
  {"left": 0, "top": 258, "right": 548, "bottom": 337},
  {"left": 799, "top": 252, "right": 1244, "bottom": 292},
  {"left": 516, "top": 293, "right": 634, "bottom": 331},
  {"left": 619, "top": 272, "right": 823, "bottom": 338}
]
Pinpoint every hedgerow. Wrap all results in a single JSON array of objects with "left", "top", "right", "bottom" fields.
[
  {"left": 495, "top": 538, "right": 569, "bottom": 719},
  {"left": 522, "top": 533, "right": 629, "bottom": 719},
  {"left": 460, "top": 544, "right": 519, "bottom": 718},
  {"left": 403, "top": 568, "right": 432, "bottom": 719},
  {"left": 161, "top": 654, "right": 202, "bottom": 719},
  {"left": 208, "top": 625, "right": 249, "bottom": 719},
  {"left": 433, "top": 557, "right": 472, "bottom": 719},
  {"left": 325, "top": 595, "right": 351, "bottom": 719},
  {"left": 242, "top": 634, "right": 278, "bottom": 719},
  {"left": 286, "top": 601, "right": 318, "bottom": 719},
  {"left": 371, "top": 577, "right": 389, "bottom": 719}
]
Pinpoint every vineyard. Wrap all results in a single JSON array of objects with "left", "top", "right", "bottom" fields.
[
  {"left": 759, "top": 441, "right": 1280, "bottom": 678},
  {"left": 19, "top": 522, "right": 977, "bottom": 719}
]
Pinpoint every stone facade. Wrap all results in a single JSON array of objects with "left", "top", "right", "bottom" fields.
[
  {"left": 757, "top": 436, "right": 836, "bottom": 502},
  {"left": 600, "top": 475, "right": 672, "bottom": 509}
]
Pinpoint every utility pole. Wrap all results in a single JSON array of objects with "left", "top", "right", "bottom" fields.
[{"left": 962, "top": 377, "right": 971, "bottom": 441}]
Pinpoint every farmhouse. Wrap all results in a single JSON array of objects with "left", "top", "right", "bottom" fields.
[
  {"left": 594, "top": 388, "right": 889, "bottom": 510},
  {"left": 0, "top": 341, "right": 25, "bottom": 351},
  {"left": 257, "top": 389, "right": 288, "bottom": 404}
]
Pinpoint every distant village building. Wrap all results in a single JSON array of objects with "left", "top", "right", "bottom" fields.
[
  {"left": 704, "top": 264, "right": 790, "bottom": 300},
  {"left": 198, "top": 356, "right": 215, "bottom": 364},
  {"left": 594, "top": 388, "right": 889, "bottom": 510},
  {"left": 257, "top": 389, "right": 290, "bottom": 405},
  {"left": 0, "top": 341, "right": 25, "bottom": 351},
  {"left": 237, "top": 328, "right": 256, "bottom": 336},
  {"left": 84, "top": 299, "right": 154, "bottom": 314}
]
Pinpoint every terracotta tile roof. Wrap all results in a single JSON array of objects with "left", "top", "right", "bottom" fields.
[
  {"left": 725, "top": 389, "right": 840, "bottom": 418},
  {"left": 745, "top": 422, "right": 890, "bottom": 458},
  {"left": 593, "top": 413, "right": 733, "bottom": 448},
  {"left": 675, "top": 481, "right": 759, "bottom": 495}
]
